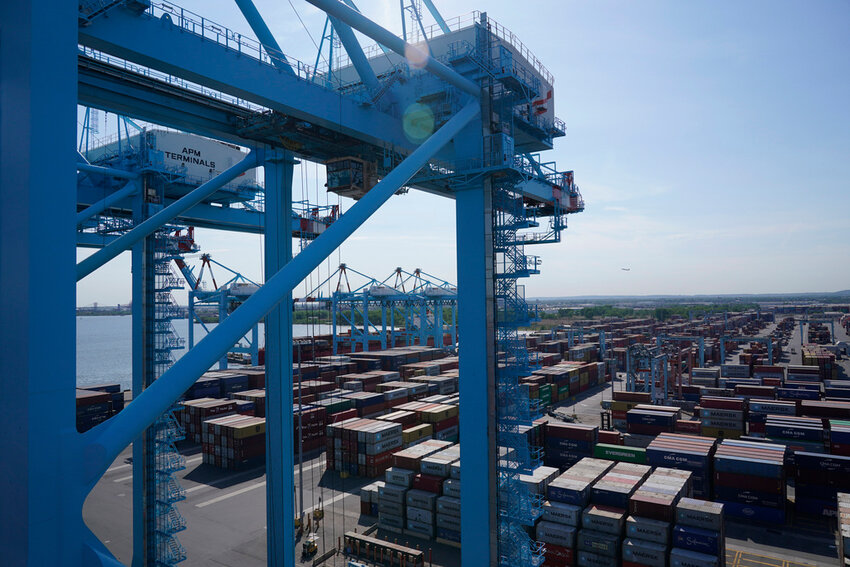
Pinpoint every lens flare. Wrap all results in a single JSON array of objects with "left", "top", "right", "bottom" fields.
[
  {"left": 402, "top": 103, "right": 436, "bottom": 143},
  {"left": 404, "top": 43, "right": 429, "bottom": 70}
]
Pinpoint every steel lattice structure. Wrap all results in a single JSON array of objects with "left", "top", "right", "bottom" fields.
[{"left": 0, "top": 1, "right": 583, "bottom": 565}]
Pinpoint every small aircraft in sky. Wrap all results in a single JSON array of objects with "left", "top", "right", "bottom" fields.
[{"left": 621, "top": 267, "right": 631, "bottom": 271}]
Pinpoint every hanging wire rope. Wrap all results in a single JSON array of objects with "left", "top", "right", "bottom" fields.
[{"left": 286, "top": 0, "right": 323, "bottom": 61}]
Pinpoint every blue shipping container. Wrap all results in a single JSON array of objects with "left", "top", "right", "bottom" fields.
[
  {"left": 673, "top": 525, "right": 722, "bottom": 555},
  {"left": 718, "top": 500, "right": 786, "bottom": 524}
]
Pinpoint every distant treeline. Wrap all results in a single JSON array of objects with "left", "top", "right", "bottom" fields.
[{"left": 538, "top": 302, "right": 759, "bottom": 322}]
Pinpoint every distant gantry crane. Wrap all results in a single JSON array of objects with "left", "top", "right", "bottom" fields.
[
  {"left": 2, "top": 1, "right": 583, "bottom": 566},
  {"left": 298, "top": 264, "right": 458, "bottom": 353}
]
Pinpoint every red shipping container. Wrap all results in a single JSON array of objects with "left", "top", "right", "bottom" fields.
[
  {"left": 699, "top": 396, "right": 745, "bottom": 410},
  {"left": 434, "top": 416, "right": 459, "bottom": 432},
  {"left": 675, "top": 420, "right": 702, "bottom": 434},
  {"left": 714, "top": 471, "right": 784, "bottom": 493},
  {"left": 543, "top": 543, "right": 574, "bottom": 567},
  {"left": 629, "top": 492, "right": 675, "bottom": 522},
  {"left": 613, "top": 391, "right": 652, "bottom": 403},
  {"left": 830, "top": 442, "right": 850, "bottom": 456},
  {"left": 748, "top": 422, "right": 766, "bottom": 434},
  {"left": 412, "top": 473, "right": 444, "bottom": 493},
  {"left": 598, "top": 430, "right": 623, "bottom": 445},
  {"left": 328, "top": 408, "right": 359, "bottom": 423},
  {"left": 545, "top": 422, "right": 597, "bottom": 442}
]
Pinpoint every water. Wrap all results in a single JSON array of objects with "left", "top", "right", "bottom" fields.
[{"left": 76, "top": 315, "right": 342, "bottom": 391}]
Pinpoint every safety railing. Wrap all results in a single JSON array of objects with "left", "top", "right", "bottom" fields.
[{"left": 148, "top": 1, "right": 346, "bottom": 90}]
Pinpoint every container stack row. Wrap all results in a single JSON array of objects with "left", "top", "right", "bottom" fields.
[
  {"left": 325, "top": 418, "right": 403, "bottom": 477},
  {"left": 200, "top": 414, "right": 265, "bottom": 470},
  {"left": 536, "top": 458, "right": 727, "bottom": 567}
]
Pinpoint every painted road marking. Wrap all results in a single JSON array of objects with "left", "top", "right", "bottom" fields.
[
  {"left": 185, "top": 461, "right": 324, "bottom": 495},
  {"left": 110, "top": 455, "right": 203, "bottom": 481},
  {"left": 196, "top": 481, "right": 267, "bottom": 508},
  {"left": 194, "top": 462, "right": 328, "bottom": 506},
  {"left": 726, "top": 549, "right": 818, "bottom": 567}
]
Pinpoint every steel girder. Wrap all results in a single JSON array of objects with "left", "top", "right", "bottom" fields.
[{"left": 77, "top": 6, "right": 412, "bottom": 150}]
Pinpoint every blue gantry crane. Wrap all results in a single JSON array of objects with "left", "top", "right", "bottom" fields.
[
  {"left": 626, "top": 343, "right": 670, "bottom": 403},
  {"left": 300, "top": 264, "right": 458, "bottom": 353},
  {"left": 720, "top": 335, "right": 775, "bottom": 365},
  {"left": 656, "top": 334, "right": 706, "bottom": 368},
  {"left": 2, "top": 1, "right": 582, "bottom": 566}
]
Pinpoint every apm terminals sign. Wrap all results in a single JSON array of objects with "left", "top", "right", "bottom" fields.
[
  {"left": 163, "top": 146, "right": 217, "bottom": 170},
  {"left": 151, "top": 130, "right": 255, "bottom": 186}
]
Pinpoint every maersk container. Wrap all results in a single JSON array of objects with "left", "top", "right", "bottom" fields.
[
  {"left": 581, "top": 505, "right": 626, "bottom": 536},
  {"left": 542, "top": 500, "right": 582, "bottom": 526},
  {"left": 576, "top": 550, "right": 618, "bottom": 567},
  {"left": 405, "top": 518, "right": 434, "bottom": 538},
  {"left": 675, "top": 498, "right": 724, "bottom": 532},
  {"left": 436, "top": 526, "right": 461, "bottom": 542},
  {"left": 577, "top": 529, "right": 620, "bottom": 558},
  {"left": 749, "top": 401, "right": 797, "bottom": 415},
  {"left": 669, "top": 547, "right": 720, "bottom": 567},
  {"left": 377, "top": 500, "right": 404, "bottom": 516},
  {"left": 536, "top": 521, "right": 577, "bottom": 548},
  {"left": 621, "top": 538, "right": 667, "bottom": 567},
  {"left": 625, "top": 515, "right": 670, "bottom": 545},
  {"left": 436, "top": 513, "right": 461, "bottom": 531}
]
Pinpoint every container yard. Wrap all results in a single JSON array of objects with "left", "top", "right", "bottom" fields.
[
  {"left": 5, "top": 0, "right": 850, "bottom": 566},
  {"left": 80, "top": 310, "right": 850, "bottom": 566}
]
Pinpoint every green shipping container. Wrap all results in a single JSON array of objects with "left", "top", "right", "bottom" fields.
[
  {"left": 558, "top": 385, "right": 570, "bottom": 397},
  {"left": 324, "top": 398, "right": 354, "bottom": 414},
  {"left": 593, "top": 443, "right": 647, "bottom": 464}
]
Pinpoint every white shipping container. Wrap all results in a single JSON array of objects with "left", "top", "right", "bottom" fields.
[
  {"left": 442, "top": 478, "right": 461, "bottom": 498},
  {"left": 542, "top": 500, "right": 582, "bottom": 526},
  {"left": 622, "top": 538, "right": 667, "bottom": 567},
  {"left": 535, "top": 521, "right": 577, "bottom": 548},
  {"left": 406, "top": 506, "right": 434, "bottom": 524},
  {"left": 669, "top": 548, "right": 720, "bottom": 567},
  {"left": 626, "top": 516, "right": 670, "bottom": 545},
  {"left": 147, "top": 130, "right": 257, "bottom": 188}
]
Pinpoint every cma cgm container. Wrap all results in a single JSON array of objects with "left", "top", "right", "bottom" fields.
[
  {"left": 713, "top": 440, "right": 786, "bottom": 524},
  {"left": 646, "top": 434, "right": 717, "bottom": 499},
  {"left": 544, "top": 423, "right": 599, "bottom": 468},
  {"left": 794, "top": 452, "right": 850, "bottom": 517}
]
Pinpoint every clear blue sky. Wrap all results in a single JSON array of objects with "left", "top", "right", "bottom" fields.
[{"left": 77, "top": 0, "right": 850, "bottom": 306}]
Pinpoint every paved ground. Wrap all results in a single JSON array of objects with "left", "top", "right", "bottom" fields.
[{"left": 85, "top": 317, "right": 850, "bottom": 566}]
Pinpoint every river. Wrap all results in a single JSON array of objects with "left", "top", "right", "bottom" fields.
[{"left": 76, "top": 315, "right": 342, "bottom": 391}]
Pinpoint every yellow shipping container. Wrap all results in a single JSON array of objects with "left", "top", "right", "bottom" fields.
[
  {"left": 230, "top": 417, "right": 266, "bottom": 439},
  {"left": 419, "top": 404, "right": 459, "bottom": 423},
  {"left": 700, "top": 426, "right": 742, "bottom": 440},
  {"left": 403, "top": 423, "right": 433, "bottom": 444}
]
